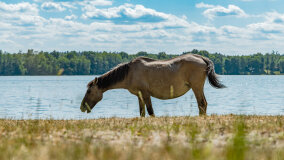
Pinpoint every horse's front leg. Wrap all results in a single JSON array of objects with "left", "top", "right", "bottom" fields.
[
  {"left": 137, "top": 91, "right": 155, "bottom": 117},
  {"left": 137, "top": 96, "right": 145, "bottom": 117},
  {"left": 144, "top": 96, "right": 155, "bottom": 117}
]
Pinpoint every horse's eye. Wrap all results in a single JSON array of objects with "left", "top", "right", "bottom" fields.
[{"left": 87, "top": 89, "right": 91, "bottom": 94}]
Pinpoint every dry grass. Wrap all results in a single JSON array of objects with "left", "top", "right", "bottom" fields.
[{"left": 0, "top": 115, "right": 283, "bottom": 160}]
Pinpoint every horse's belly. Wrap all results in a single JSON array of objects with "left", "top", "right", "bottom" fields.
[{"left": 149, "top": 84, "right": 190, "bottom": 100}]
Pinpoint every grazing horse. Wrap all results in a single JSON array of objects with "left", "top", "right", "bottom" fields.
[{"left": 80, "top": 54, "right": 225, "bottom": 117}]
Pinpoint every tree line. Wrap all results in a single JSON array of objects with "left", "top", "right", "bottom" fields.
[{"left": 0, "top": 49, "right": 283, "bottom": 75}]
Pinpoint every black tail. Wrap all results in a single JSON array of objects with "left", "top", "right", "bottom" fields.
[{"left": 200, "top": 56, "right": 226, "bottom": 89}]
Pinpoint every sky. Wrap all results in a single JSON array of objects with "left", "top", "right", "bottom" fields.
[{"left": 0, "top": 0, "right": 284, "bottom": 55}]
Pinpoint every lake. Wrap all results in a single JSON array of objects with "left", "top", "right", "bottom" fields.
[{"left": 0, "top": 75, "right": 283, "bottom": 119}]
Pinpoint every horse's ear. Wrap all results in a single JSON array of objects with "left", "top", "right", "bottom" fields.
[
  {"left": 88, "top": 78, "right": 98, "bottom": 88},
  {"left": 94, "top": 77, "right": 98, "bottom": 84}
]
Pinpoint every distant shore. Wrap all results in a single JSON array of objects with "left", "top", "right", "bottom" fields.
[
  {"left": 1, "top": 50, "right": 283, "bottom": 76},
  {"left": 0, "top": 115, "right": 283, "bottom": 160}
]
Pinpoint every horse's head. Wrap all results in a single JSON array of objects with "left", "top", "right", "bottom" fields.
[{"left": 80, "top": 78, "right": 103, "bottom": 113}]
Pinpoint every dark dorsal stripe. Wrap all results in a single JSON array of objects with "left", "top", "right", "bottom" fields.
[{"left": 90, "top": 62, "right": 130, "bottom": 89}]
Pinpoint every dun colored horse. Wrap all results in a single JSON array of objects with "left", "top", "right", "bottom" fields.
[{"left": 80, "top": 54, "right": 225, "bottom": 117}]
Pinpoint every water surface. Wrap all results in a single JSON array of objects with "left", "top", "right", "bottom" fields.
[{"left": 0, "top": 75, "right": 283, "bottom": 119}]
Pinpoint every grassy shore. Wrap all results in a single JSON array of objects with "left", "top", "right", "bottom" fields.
[{"left": 0, "top": 115, "right": 283, "bottom": 160}]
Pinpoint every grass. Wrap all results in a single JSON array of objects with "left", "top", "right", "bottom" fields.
[{"left": 0, "top": 115, "right": 283, "bottom": 160}]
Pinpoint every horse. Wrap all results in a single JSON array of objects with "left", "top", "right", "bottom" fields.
[{"left": 80, "top": 54, "right": 225, "bottom": 117}]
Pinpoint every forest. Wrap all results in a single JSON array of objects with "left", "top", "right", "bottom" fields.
[{"left": 0, "top": 49, "right": 283, "bottom": 75}]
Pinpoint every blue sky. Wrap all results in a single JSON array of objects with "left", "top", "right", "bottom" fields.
[{"left": 0, "top": 0, "right": 284, "bottom": 55}]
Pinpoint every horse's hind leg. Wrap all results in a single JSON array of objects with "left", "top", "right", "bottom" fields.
[{"left": 192, "top": 86, "right": 208, "bottom": 115}]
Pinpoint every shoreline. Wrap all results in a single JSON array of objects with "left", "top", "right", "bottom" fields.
[{"left": 1, "top": 114, "right": 283, "bottom": 120}]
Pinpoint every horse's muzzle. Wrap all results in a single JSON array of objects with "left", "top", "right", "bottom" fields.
[{"left": 80, "top": 102, "right": 92, "bottom": 113}]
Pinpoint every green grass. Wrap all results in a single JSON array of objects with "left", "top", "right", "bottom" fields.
[{"left": 0, "top": 115, "right": 283, "bottom": 160}]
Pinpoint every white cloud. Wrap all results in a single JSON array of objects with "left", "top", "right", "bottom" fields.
[
  {"left": 195, "top": 2, "right": 215, "bottom": 9},
  {"left": 65, "top": 14, "right": 78, "bottom": 20},
  {"left": 218, "top": 12, "right": 284, "bottom": 45},
  {"left": 247, "top": 12, "right": 284, "bottom": 35},
  {"left": 196, "top": 3, "right": 247, "bottom": 20},
  {"left": 61, "top": 2, "right": 77, "bottom": 9},
  {"left": 265, "top": 12, "right": 284, "bottom": 24},
  {"left": 0, "top": 2, "right": 38, "bottom": 15},
  {"left": 84, "top": 0, "right": 113, "bottom": 6},
  {"left": 41, "top": 2, "right": 66, "bottom": 12},
  {"left": 0, "top": 2, "right": 43, "bottom": 27},
  {"left": 78, "top": 0, "right": 113, "bottom": 10},
  {"left": 82, "top": 3, "right": 171, "bottom": 23}
]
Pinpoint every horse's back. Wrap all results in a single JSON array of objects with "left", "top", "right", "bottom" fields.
[
  {"left": 131, "top": 56, "right": 157, "bottom": 63},
  {"left": 131, "top": 54, "right": 206, "bottom": 72}
]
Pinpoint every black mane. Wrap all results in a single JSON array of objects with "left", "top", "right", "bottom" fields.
[{"left": 88, "top": 62, "right": 130, "bottom": 89}]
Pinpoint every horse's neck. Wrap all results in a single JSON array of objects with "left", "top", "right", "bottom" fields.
[{"left": 102, "top": 79, "right": 128, "bottom": 92}]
